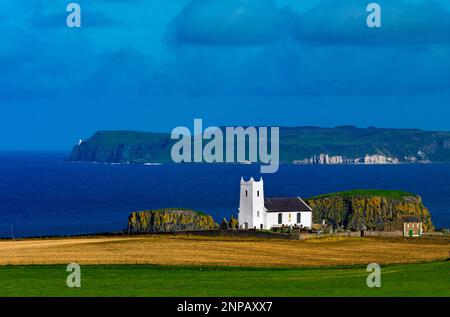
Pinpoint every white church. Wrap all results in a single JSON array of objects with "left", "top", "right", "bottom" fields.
[{"left": 238, "top": 177, "right": 313, "bottom": 230}]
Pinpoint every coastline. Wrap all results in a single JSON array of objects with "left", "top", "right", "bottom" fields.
[{"left": 62, "top": 160, "right": 450, "bottom": 166}]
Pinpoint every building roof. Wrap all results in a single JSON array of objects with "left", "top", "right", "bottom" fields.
[
  {"left": 264, "top": 197, "right": 312, "bottom": 212},
  {"left": 401, "top": 216, "right": 421, "bottom": 223}
]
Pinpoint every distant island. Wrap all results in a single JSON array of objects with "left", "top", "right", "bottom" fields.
[{"left": 67, "top": 126, "right": 450, "bottom": 164}]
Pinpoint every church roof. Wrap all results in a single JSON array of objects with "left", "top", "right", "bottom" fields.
[{"left": 264, "top": 197, "right": 312, "bottom": 212}]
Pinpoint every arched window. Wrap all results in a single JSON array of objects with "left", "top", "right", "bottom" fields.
[
  {"left": 257, "top": 190, "right": 260, "bottom": 197},
  {"left": 245, "top": 190, "right": 248, "bottom": 197},
  {"left": 278, "top": 213, "right": 282, "bottom": 225}
]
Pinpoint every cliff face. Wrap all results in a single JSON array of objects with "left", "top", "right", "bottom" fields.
[
  {"left": 127, "top": 209, "right": 218, "bottom": 233},
  {"left": 293, "top": 153, "right": 401, "bottom": 165},
  {"left": 68, "top": 131, "right": 175, "bottom": 163},
  {"left": 306, "top": 193, "right": 434, "bottom": 232}
]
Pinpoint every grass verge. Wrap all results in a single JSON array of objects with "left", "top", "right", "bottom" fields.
[{"left": 0, "top": 261, "right": 448, "bottom": 297}]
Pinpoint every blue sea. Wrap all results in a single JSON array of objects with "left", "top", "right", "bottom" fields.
[{"left": 0, "top": 152, "right": 449, "bottom": 238}]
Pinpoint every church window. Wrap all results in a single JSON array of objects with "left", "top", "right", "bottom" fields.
[
  {"left": 245, "top": 190, "right": 248, "bottom": 197},
  {"left": 257, "top": 190, "right": 260, "bottom": 197},
  {"left": 297, "top": 213, "right": 301, "bottom": 224},
  {"left": 278, "top": 213, "right": 282, "bottom": 224}
]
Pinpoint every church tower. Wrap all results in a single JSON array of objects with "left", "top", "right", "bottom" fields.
[{"left": 238, "top": 177, "right": 265, "bottom": 229}]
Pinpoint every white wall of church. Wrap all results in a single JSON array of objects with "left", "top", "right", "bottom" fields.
[
  {"left": 265, "top": 211, "right": 312, "bottom": 229},
  {"left": 238, "top": 177, "right": 265, "bottom": 229}
]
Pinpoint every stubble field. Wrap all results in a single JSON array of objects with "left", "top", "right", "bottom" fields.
[{"left": 0, "top": 235, "right": 448, "bottom": 267}]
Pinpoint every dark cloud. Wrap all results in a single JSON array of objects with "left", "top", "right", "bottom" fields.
[
  {"left": 150, "top": 0, "right": 450, "bottom": 98},
  {"left": 295, "top": 0, "right": 450, "bottom": 46},
  {"left": 154, "top": 43, "right": 450, "bottom": 97},
  {"left": 2, "top": 0, "right": 449, "bottom": 101},
  {"left": 167, "top": 0, "right": 297, "bottom": 47},
  {"left": 80, "top": 48, "right": 155, "bottom": 95},
  {"left": 0, "top": 33, "right": 154, "bottom": 100},
  {"left": 168, "top": 0, "right": 450, "bottom": 47},
  {"left": 0, "top": 14, "right": 100, "bottom": 100}
]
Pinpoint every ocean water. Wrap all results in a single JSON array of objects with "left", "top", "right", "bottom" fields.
[{"left": 0, "top": 151, "right": 449, "bottom": 238}]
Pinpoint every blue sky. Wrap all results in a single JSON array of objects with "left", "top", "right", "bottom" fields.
[{"left": 1, "top": 0, "right": 450, "bottom": 150}]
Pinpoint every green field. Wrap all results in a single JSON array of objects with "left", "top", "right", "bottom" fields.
[
  {"left": 309, "top": 189, "right": 415, "bottom": 200},
  {"left": 0, "top": 261, "right": 448, "bottom": 297}
]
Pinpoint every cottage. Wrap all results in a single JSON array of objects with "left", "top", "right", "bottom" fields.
[
  {"left": 238, "top": 177, "right": 312, "bottom": 230},
  {"left": 401, "top": 216, "right": 423, "bottom": 237}
]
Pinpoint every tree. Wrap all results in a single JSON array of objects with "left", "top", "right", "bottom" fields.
[
  {"left": 220, "top": 218, "right": 229, "bottom": 230},
  {"left": 229, "top": 216, "right": 239, "bottom": 230}
]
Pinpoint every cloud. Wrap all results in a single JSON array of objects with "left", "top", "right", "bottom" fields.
[
  {"left": 0, "top": 0, "right": 147, "bottom": 100},
  {"left": 1, "top": 0, "right": 449, "bottom": 102},
  {"left": 168, "top": 0, "right": 450, "bottom": 47},
  {"left": 80, "top": 48, "right": 155, "bottom": 95},
  {"left": 167, "top": 0, "right": 297, "bottom": 47},
  {"left": 152, "top": 0, "right": 450, "bottom": 98},
  {"left": 0, "top": 25, "right": 97, "bottom": 100},
  {"left": 138, "top": 41, "right": 450, "bottom": 98},
  {"left": 295, "top": 0, "right": 450, "bottom": 46},
  {"left": 0, "top": 28, "right": 155, "bottom": 100}
]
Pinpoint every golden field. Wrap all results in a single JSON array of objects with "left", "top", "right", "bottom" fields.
[{"left": 0, "top": 235, "right": 448, "bottom": 267}]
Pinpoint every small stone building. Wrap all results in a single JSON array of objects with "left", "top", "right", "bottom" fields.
[{"left": 400, "top": 216, "right": 423, "bottom": 237}]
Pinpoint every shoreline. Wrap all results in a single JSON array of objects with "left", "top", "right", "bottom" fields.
[{"left": 63, "top": 160, "right": 450, "bottom": 166}]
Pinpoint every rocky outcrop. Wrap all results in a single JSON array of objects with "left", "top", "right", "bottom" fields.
[
  {"left": 360, "top": 154, "right": 399, "bottom": 164},
  {"left": 293, "top": 154, "right": 345, "bottom": 164},
  {"left": 127, "top": 209, "right": 218, "bottom": 233},
  {"left": 306, "top": 192, "right": 434, "bottom": 232},
  {"left": 294, "top": 153, "right": 400, "bottom": 164}
]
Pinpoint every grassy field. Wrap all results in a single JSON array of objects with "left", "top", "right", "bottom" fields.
[
  {"left": 0, "top": 261, "right": 448, "bottom": 297},
  {"left": 310, "top": 189, "right": 415, "bottom": 200},
  {"left": 0, "top": 235, "right": 448, "bottom": 297},
  {"left": 0, "top": 235, "right": 448, "bottom": 267}
]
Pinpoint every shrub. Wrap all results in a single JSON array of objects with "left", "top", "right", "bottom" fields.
[
  {"left": 229, "top": 216, "right": 239, "bottom": 230},
  {"left": 220, "top": 218, "right": 229, "bottom": 230}
]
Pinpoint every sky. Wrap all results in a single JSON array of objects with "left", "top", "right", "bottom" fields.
[{"left": 1, "top": 0, "right": 450, "bottom": 150}]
